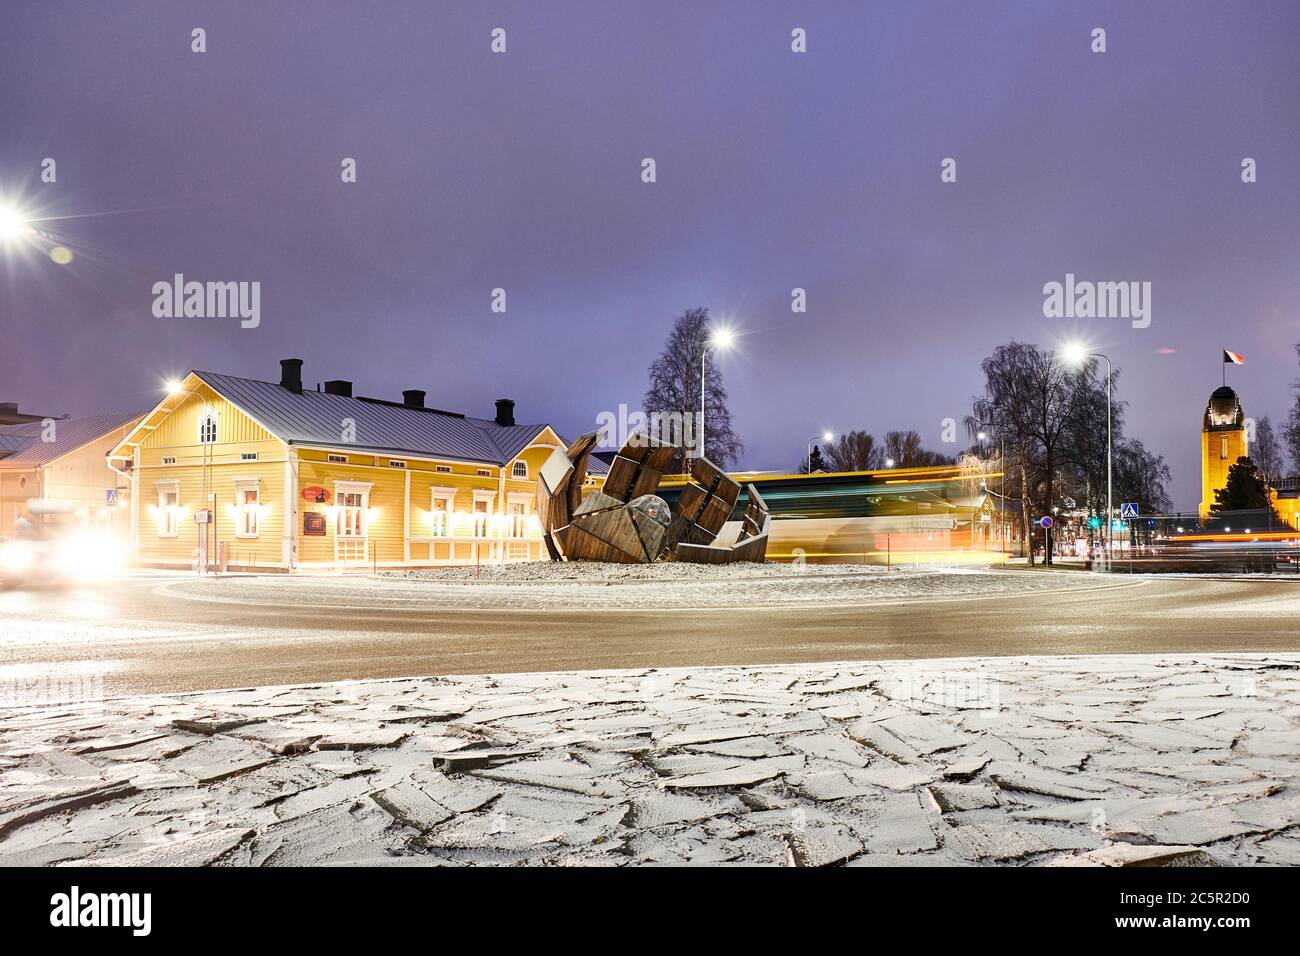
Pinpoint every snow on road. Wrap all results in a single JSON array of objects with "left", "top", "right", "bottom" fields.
[{"left": 2, "top": 652, "right": 1297, "bottom": 867}]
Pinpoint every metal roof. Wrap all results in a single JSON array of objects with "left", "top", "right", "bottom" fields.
[
  {"left": 0, "top": 411, "right": 145, "bottom": 468},
  {"left": 193, "top": 371, "right": 607, "bottom": 472}
]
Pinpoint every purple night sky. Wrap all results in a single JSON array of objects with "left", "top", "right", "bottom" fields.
[{"left": 2, "top": 0, "right": 1298, "bottom": 509}]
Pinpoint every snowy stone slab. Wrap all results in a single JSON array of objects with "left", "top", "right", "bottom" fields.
[
  {"left": 1, "top": 651, "right": 1297, "bottom": 867},
  {"left": 1047, "top": 844, "right": 1217, "bottom": 867}
]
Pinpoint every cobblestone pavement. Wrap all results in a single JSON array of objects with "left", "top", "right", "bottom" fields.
[{"left": 2, "top": 653, "right": 1298, "bottom": 867}]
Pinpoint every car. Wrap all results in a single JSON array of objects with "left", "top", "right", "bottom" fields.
[{"left": 0, "top": 504, "right": 126, "bottom": 588}]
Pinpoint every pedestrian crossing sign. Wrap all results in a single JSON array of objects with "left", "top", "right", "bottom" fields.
[{"left": 1120, "top": 502, "right": 1139, "bottom": 519}]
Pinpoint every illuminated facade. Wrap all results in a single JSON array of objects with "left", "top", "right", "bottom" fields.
[
  {"left": 1199, "top": 386, "right": 1248, "bottom": 520},
  {"left": 106, "top": 360, "right": 605, "bottom": 570},
  {"left": 1198, "top": 385, "right": 1300, "bottom": 529}
]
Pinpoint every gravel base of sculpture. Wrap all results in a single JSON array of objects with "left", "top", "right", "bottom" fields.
[{"left": 537, "top": 430, "right": 767, "bottom": 564}]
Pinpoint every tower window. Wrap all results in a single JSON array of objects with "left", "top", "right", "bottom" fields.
[{"left": 1220, "top": 437, "right": 1228, "bottom": 460}]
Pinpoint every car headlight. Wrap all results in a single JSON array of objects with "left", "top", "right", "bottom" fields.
[{"left": 1, "top": 542, "right": 36, "bottom": 573}]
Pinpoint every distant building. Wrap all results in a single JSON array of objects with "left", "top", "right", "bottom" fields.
[
  {"left": 106, "top": 359, "right": 607, "bottom": 570},
  {"left": 1198, "top": 385, "right": 1300, "bottom": 529},
  {"left": 0, "top": 411, "right": 144, "bottom": 537},
  {"left": 0, "top": 402, "right": 62, "bottom": 425}
]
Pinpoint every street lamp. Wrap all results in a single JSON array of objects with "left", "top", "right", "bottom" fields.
[
  {"left": 0, "top": 200, "right": 36, "bottom": 247},
  {"left": 973, "top": 419, "right": 1006, "bottom": 552},
  {"left": 884, "top": 458, "right": 895, "bottom": 468},
  {"left": 698, "top": 326, "right": 735, "bottom": 459},
  {"left": 1063, "top": 342, "right": 1113, "bottom": 565},
  {"left": 166, "top": 379, "right": 215, "bottom": 574},
  {"left": 806, "top": 431, "right": 833, "bottom": 473}
]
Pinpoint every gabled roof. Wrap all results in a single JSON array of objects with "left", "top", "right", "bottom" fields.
[
  {"left": 0, "top": 411, "right": 145, "bottom": 468},
  {"left": 137, "top": 371, "right": 608, "bottom": 473}
]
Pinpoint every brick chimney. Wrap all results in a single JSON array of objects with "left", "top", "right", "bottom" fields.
[
  {"left": 402, "top": 389, "right": 426, "bottom": 408},
  {"left": 494, "top": 399, "right": 515, "bottom": 427},
  {"left": 280, "top": 358, "right": 304, "bottom": 394},
  {"left": 324, "top": 380, "right": 353, "bottom": 398}
]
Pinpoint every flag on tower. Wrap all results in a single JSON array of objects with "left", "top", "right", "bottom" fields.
[{"left": 1223, "top": 349, "right": 1245, "bottom": 365}]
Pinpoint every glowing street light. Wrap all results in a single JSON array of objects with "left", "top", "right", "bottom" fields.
[
  {"left": 885, "top": 457, "right": 895, "bottom": 468},
  {"left": 698, "top": 326, "right": 736, "bottom": 459},
  {"left": 0, "top": 201, "right": 34, "bottom": 246},
  {"left": 807, "top": 432, "right": 833, "bottom": 472}
]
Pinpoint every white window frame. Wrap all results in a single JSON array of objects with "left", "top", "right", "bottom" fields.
[
  {"left": 155, "top": 479, "right": 180, "bottom": 538},
  {"left": 430, "top": 486, "right": 457, "bottom": 539},
  {"left": 389, "top": 459, "right": 407, "bottom": 468},
  {"left": 505, "top": 491, "right": 532, "bottom": 538},
  {"left": 471, "top": 489, "right": 496, "bottom": 538},
  {"left": 235, "top": 478, "right": 261, "bottom": 539},
  {"left": 328, "top": 453, "right": 348, "bottom": 464},
  {"left": 240, "top": 452, "right": 257, "bottom": 461},
  {"left": 435, "top": 465, "right": 452, "bottom": 474},
  {"left": 511, "top": 460, "right": 528, "bottom": 479},
  {"left": 334, "top": 480, "right": 372, "bottom": 539},
  {"left": 197, "top": 409, "right": 219, "bottom": 445},
  {"left": 476, "top": 468, "right": 493, "bottom": 477}
]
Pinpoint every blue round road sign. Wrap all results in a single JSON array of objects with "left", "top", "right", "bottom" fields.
[{"left": 1038, "top": 515, "right": 1053, "bottom": 529}]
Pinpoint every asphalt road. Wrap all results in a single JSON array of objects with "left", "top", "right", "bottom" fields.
[{"left": 3, "top": 571, "right": 1299, "bottom": 696}]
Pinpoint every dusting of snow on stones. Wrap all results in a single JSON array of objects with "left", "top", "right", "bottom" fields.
[
  {"left": 1, "top": 653, "right": 1297, "bottom": 867},
  {"left": 155, "top": 563, "right": 1131, "bottom": 612}
]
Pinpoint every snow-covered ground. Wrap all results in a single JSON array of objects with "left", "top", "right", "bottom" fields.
[
  {"left": 2, "top": 653, "right": 1297, "bottom": 867},
  {"left": 149, "top": 564, "right": 1134, "bottom": 611}
]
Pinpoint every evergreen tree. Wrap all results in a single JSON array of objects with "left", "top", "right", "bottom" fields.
[
  {"left": 804, "top": 444, "right": 828, "bottom": 473},
  {"left": 1210, "top": 457, "right": 1272, "bottom": 513}
]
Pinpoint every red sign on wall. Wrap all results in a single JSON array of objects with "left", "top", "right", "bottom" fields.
[{"left": 301, "top": 486, "right": 331, "bottom": 503}]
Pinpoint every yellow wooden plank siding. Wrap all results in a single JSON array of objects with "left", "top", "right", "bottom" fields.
[
  {"left": 295, "top": 449, "right": 561, "bottom": 566},
  {"left": 133, "top": 385, "right": 287, "bottom": 568}
]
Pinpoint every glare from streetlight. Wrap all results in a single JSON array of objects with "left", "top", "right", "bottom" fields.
[
  {"left": 709, "top": 326, "right": 736, "bottom": 351},
  {"left": 885, "top": 457, "right": 895, "bottom": 468},
  {"left": 165, "top": 379, "right": 185, "bottom": 395},
  {"left": 0, "top": 201, "right": 33, "bottom": 245},
  {"left": 977, "top": 431, "right": 987, "bottom": 441},
  {"left": 822, "top": 431, "right": 834, "bottom": 442},
  {"left": 1061, "top": 341, "right": 1090, "bottom": 366}
]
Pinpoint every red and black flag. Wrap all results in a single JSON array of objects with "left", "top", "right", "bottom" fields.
[{"left": 1223, "top": 349, "right": 1245, "bottom": 365}]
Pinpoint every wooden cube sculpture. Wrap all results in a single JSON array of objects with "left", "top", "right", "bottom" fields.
[
  {"left": 665, "top": 457, "right": 741, "bottom": 551},
  {"left": 538, "top": 429, "right": 765, "bottom": 565},
  {"left": 675, "top": 483, "right": 771, "bottom": 564},
  {"left": 539, "top": 430, "right": 680, "bottom": 563}
]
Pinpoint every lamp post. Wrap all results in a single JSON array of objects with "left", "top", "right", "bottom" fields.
[
  {"left": 166, "top": 380, "right": 214, "bottom": 574},
  {"left": 807, "top": 432, "right": 833, "bottom": 473},
  {"left": 698, "top": 327, "right": 735, "bottom": 460},
  {"left": 974, "top": 419, "right": 1006, "bottom": 551},
  {"left": 1063, "top": 344, "right": 1112, "bottom": 567}
]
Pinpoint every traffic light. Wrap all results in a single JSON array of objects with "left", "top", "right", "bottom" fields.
[{"left": 1088, "top": 516, "right": 1101, "bottom": 530}]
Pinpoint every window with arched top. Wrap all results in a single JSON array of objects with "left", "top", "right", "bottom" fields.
[
  {"left": 197, "top": 410, "right": 218, "bottom": 445},
  {"left": 511, "top": 460, "right": 528, "bottom": 479}
]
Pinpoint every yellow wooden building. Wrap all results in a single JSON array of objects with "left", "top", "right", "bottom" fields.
[{"left": 106, "top": 359, "right": 605, "bottom": 570}]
